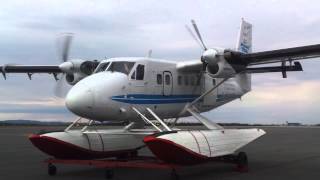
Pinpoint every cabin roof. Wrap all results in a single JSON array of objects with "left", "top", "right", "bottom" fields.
[{"left": 99, "top": 57, "right": 179, "bottom": 65}]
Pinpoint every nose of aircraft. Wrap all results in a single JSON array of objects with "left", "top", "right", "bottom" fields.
[
  {"left": 65, "top": 72, "right": 129, "bottom": 121},
  {"left": 66, "top": 80, "right": 94, "bottom": 117}
]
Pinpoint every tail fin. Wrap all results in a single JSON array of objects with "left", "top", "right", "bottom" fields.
[
  {"left": 236, "top": 19, "right": 252, "bottom": 93},
  {"left": 236, "top": 18, "right": 252, "bottom": 54}
]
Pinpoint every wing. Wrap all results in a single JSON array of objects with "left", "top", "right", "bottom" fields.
[
  {"left": 0, "top": 65, "right": 61, "bottom": 79},
  {"left": 176, "top": 60, "right": 202, "bottom": 73},
  {"left": 177, "top": 44, "right": 320, "bottom": 78},
  {"left": 240, "top": 44, "right": 320, "bottom": 66}
]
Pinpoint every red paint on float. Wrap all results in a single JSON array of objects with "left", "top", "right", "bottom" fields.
[
  {"left": 29, "top": 134, "right": 134, "bottom": 159},
  {"left": 143, "top": 135, "right": 208, "bottom": 165}
]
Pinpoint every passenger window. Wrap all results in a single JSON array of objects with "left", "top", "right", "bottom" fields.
[
  {"left": 184, "top": 76, "right": 189, "bottom": 86},
  {"left": 157, "top": 74, "right": 162, "bottom": 84},
  {"left": 136, "top": 64, "right": 145, "bottom": 80},
  {"left": 190, "top": 76, "right": 195, "bottom": 86},
  {"left": 178, "top": 76, "right": 182, "bottom": 85},
  {"left": 165, "top": 74, "right": 170, "bottom": 85},
  {"left": 196, "top": 75, "right": 200, "bottom": 85}
]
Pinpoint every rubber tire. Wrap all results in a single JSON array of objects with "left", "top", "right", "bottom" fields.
[
  {"left": 105, "top": 169, "right": 114, "bottom": 179},
  {"left": 48, "top": 164, "right": 57, "bottom": 176},
  {"left": 237, "top": 152, "right": 248, "bottom": 167}
]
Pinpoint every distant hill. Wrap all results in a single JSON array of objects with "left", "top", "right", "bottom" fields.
[
  {"left": 0, "top": 120, "right": 128, "bottom": 126},
  {"left": 0, "top": 120, "right": 262, "bottom": 126},
  {"left": 1, "top": 120, "right": 308, "bottom": 127},
  {"left": 0, "top": 120, "right": 69, "bottom": 126}
]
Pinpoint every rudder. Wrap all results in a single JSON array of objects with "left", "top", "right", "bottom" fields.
[{"left": 236, "top": 18, "right": 252, "bottom": 54}]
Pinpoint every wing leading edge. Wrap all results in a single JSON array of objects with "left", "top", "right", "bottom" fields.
[
  {"left": 240, "top": 44, "right": 320, "bottom": 66},
  {"left": 0, "top": 65, "right": 61, "bottom": 79},
  {"left": 177, "top": 44, "right": 320, "bottom": 76}
]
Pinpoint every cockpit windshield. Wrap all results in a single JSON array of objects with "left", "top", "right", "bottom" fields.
[
  {"left": 107, "top": 61, "right": 135, "bottom": 75},
  {"left": 95, "top": 62, "right": 110, "bottom": 73},
  {"left": 94, "top": 61, "right": 135, "bottom": 75}
]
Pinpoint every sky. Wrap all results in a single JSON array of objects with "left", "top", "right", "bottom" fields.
[{"left": 0, "top": 0, "right": 320, "bottom": 124}]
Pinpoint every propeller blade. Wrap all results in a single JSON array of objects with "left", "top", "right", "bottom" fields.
[
  {"left": 54, "top": 74, "right": 70, "bottom": 98},
  {"left": 62, "top": 33, "right": 73, "bottom": 62},
  {"left": 54, "top": 74, "right": 65, "bottom": 98},
  {"left": 185, "top": 25, "right": 203, "bottom": 49},
  {"left": 57, "top": 33, "right": 73, "bottom": 62},
  {"left": 191, "top": 19, "right": 207, "bottom": 50},
  {"left": 54, "top": 33, "right": 74, "bottom": 99}
]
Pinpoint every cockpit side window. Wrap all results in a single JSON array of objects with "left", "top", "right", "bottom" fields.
[
  {"left": 95, "top": 62, "right": 110, "bottom": 73},
  {"left": 107, "top": 61, "right": 135, "bottom": 75},
  {"left": 136, "top": 64, "right": 145, "bottom": 80},
  {"left": 131, "top": 71, "right": 136, "bottom": 79}
]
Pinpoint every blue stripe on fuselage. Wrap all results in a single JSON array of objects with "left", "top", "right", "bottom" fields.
[{"left": 111, "top": 94, "right": 200, "bottom": 104}]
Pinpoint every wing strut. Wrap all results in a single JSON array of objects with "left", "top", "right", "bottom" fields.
[
  {"left": 190, "top": 76, "right": 229, "bottom": 106},
  {"left": 64, "top": 117, "right": 83, "bottom": 132},
  {"left": 172, "top": 74, "right": 228, "bottom": 129},
  {"left": 281, "top": 61, "right": 287, "bottom": 78},
  {"left": 132, "top": 107, "right": 163, "bottom": 132},
  {"left": 186, "top": 106, "right": 224, "bottom": 130},
  {"left": 132, "top": 106, "right": 173, "bottom": 132},
  {"left": 146, "top": 108, "right": 172, "bottom": 131}
]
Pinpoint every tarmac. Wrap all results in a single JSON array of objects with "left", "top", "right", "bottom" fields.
[{"left": 0, "top": 126, "right": 320, "bottom": 180}]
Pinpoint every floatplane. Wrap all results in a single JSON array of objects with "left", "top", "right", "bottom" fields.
[{"left": 1, "top": 19, "right": 320, "bottom": 179}]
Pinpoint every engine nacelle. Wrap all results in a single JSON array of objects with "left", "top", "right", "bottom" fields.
[
  {"left": 65, "top": 73, "right": 86, "bottom": 85},
  {"left": 202, "top": 48, "right": 237, "bottom": 78},
  {"left": 206, "top": 58, "right": 237, "bottom": 78},
  {"left": 59, "top": 59, "right": 99, "bottom": 85}
]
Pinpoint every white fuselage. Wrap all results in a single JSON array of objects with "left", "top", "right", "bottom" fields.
[{"left": 65, "top": 57, "right": 251, "bottom": 122}]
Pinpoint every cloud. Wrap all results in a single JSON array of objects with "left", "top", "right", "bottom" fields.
[
  {"left": 0, "top": 97, "right": 64, "bottom": 107},
  {"left": 246, "top": 80, "right": 320, "bottom": 106},
  {"left": 205, "top": 80, "right": 320, "bottom": 124}
]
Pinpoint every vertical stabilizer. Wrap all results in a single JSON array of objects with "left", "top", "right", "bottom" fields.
[
  {"left": 236, "top": 19, "right": 252, "bottom": 93},
  {"left": 236, "top": 18, "right": 252, "bottom": 54}
]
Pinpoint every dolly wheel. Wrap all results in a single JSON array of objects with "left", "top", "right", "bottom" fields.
[
  {"left": 105, "top": 169, "right": 114, "bottom": 179},
  {"left": 171, "top": 169, "right": 179, "bottom": 180},
  {"left": 48, "top": 163, "right": 57, "bottom": 176},
  {"left": 236, "top": 152, "right": 248, "bottom": 172}
]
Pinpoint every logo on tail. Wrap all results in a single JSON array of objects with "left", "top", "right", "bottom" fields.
[{"left": 236, "top": 19, "right": 252, "bottom": 54}]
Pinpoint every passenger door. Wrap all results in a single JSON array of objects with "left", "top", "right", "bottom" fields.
[{"left": 163, "top": 71, "right": 173, "bottom": 96}]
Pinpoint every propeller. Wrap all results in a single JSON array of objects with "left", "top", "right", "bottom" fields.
[
  {"left": 186, "top": 20, "right": 220, "bottom": 69},
  {"left": 185, "top": 25, "right": 203, "bottom": 51},
  {"left": 191, "top": 19, "right": 207, "bottom": 50},
  {"left": 58, "top": 33, "right": 73, "bottom": 62},
  {"left": 54, "top": 33, "right": 74, "bottom": 98},
  {"left": 185, "top": 19, "right": 223, "bottom": 92}
]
